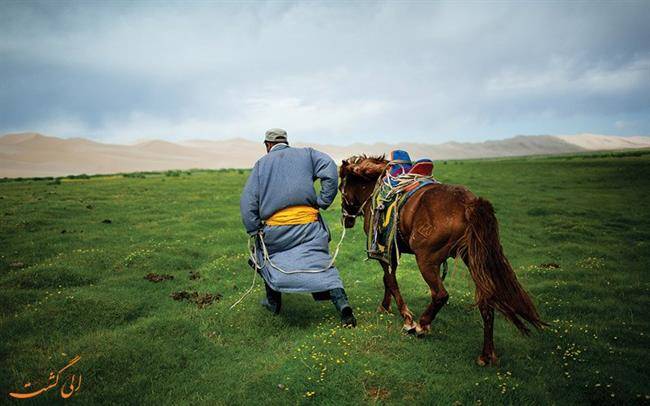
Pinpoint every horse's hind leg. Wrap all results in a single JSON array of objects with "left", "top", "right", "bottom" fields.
[
  {"left": 381, "top": 262, "right": 416, "bottom": 332},
  {"left": 477, "top": 303, "right": 498, "bottom": 366},
  {"left": 460, "top": 252, "right": 498, "bottom": 366},
  {"left": 414, "top": 251, "right": 449, "bottom": 336}
]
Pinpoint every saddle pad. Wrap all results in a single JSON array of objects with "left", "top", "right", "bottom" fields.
[{"left": 368, "top": 178, "right": 438, "bottom": 265}]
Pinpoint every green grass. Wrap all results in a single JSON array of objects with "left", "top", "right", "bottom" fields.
[{"left": 1, "top": 153, "right": 649, "bottom": 405}]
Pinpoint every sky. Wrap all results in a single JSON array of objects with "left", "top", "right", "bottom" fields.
[{"left": 1, "top": 1, "right": 649, "bottom": 145}]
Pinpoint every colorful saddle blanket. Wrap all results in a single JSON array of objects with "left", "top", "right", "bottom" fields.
[{"left": 367, "top": 150, "right": 439, "bottom": 266}]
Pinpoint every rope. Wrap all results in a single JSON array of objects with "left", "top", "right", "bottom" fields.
[
  {"left": 229, "top": 219, "right": 347, "bottom": 309},
  {"left": 382, "top": 173, "right": 437, "bottom": 200},
  {"left": 229, "top": 259, "right": 257, "bottom": 310},
  {"left": 258, "top": 223, "right": 347, "bottom": 274}
]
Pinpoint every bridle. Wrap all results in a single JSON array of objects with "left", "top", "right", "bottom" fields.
[
  {"left": 340, "top": 174, "right": 374, "bottom": 220},
  {"left": 340, "top": 156, "right": 391, "bottom": 221}
]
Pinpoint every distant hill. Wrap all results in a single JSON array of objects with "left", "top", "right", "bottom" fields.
[{"left": 1, "top": 132, "right": 649, "bottom": 177}]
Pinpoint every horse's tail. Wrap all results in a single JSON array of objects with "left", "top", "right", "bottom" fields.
[{"left": 459, "top": 197, "right": 547, "bottom": 334}]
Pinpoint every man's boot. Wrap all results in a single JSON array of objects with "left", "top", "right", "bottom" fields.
[
  {"left": 261, "top": 281, "right": 281, "bottom": 314},
  {"left": 330, "top": 288, "right": 356, "bottom": 327}
]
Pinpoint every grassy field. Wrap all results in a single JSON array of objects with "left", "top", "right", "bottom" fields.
[{"left": 1, "top": 151, "right": 649, "bottom": 405}]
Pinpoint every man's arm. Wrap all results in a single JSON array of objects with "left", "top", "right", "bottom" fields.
[
  {"left": 240, "top": 163, "right": 262, "bottom": 234},
  {"left": 310, "top": 148, "right": 338, "bottom": 209}
]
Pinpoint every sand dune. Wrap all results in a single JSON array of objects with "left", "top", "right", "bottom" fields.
[
  {"left": 555, "top": 133, "right": 650, "bottom": 150},
  {"left": 1, "top": 132, "right": 648, "bottom": 178}
]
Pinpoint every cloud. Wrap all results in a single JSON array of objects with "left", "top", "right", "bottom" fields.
[{"left": 1, "top": 1, "right": 649, "bottom": 144}]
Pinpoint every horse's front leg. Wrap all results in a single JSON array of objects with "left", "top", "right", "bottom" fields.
[{"left": 381, "top": 262, "right": 416, "bottom": 333}]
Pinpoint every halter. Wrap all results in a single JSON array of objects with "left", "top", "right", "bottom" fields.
[
  {"left": 340, "top": 173, "right": 375, "bottom": 220},
  {"left": 340, "top": 156, "right": 393, "bottom": 220}
]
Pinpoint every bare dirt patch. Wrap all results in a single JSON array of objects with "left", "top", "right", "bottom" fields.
[
  {"left": 366, "top": 387, "right": 391, "bottom": 401},
  {"left": 170, "top": 290, "right": 222, "bottom": 308},
  {"left": 144, "top": 273, "right": 174, "bottom": 282}
]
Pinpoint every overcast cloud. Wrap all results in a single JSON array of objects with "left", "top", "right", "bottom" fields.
[{"left": 1, "top": 0, "right": 649, "bottom": 144}]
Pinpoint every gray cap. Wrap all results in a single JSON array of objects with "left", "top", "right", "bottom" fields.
[{"left": 264, "top": 128, "right": 288, "bottom": 143}]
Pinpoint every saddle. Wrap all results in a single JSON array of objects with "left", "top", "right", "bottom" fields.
[{"left": 367, "top": 150, "right": 438, "bottom": 266}]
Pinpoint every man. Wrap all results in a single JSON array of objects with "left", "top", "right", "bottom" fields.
[{"left": 240, "top": 128, "right": 356, "bottom": 327}]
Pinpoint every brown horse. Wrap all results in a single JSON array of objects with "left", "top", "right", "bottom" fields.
[{"left": 339, "top": 155, "right": 546, "bottom": 365}]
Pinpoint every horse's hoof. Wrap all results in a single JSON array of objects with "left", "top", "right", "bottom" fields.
[
  {"left": 476, "top": 353, "right": 499, "bottom": 366},
  {"left": 402, "top": 322, "right": 417, "bottom": 335},
  {"left": 402, "top": 324, "right": 416, "bottom": 335},
  {"left": 415, "top": 323, "right": 430, "bottom": 337}
]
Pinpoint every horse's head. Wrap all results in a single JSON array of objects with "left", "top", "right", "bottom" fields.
[{"left": 339, "top": 155, "right": 387, "bottom": 228}]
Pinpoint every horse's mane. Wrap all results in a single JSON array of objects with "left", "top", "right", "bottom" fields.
[
  {"left": 347, "top": 154, "right": 386, "bottom": 163},
  {"left": 340, "top": 154, "right": 388, "bottom": 180}
]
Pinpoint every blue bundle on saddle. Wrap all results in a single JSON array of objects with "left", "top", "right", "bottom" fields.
[
  {"left": 387, "top": 150, "right": 412, "bottom": 186},
  {"left": 367, "top": 151, "right": 438, "bottom": 267}
]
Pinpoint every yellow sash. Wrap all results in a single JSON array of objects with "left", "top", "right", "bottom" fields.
[{"left": 265, "top": 205, "right": 319, "bottom": 226}]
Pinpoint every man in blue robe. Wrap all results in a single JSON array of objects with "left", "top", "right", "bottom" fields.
[{"left": 240, "top": 128, "right": 356, "bottom": 326}]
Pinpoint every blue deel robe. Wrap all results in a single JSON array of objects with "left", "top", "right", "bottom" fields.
[{"left": 239, "top": 144, "right": 344, "bottom": 293}]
